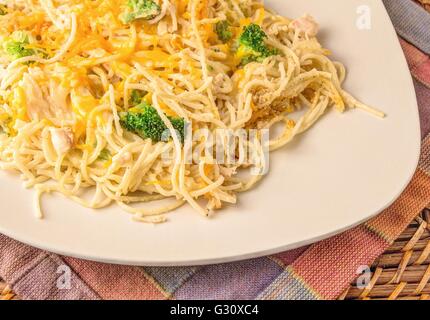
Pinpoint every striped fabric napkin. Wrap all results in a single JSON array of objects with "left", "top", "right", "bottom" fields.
[{"left": 1, "top": 0, "right": 430, "bottom": 300}]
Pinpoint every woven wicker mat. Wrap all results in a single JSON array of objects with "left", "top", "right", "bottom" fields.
[
  {"left": 339, "top": 208, "right": 430, "bottom": 300},
  {"left": 1, "top": 208, "right": 429, "bottom": 300}
]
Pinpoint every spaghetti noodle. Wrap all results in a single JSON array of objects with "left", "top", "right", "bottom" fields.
[{"left": 0, "top": 0, "right": 384, "bottom": 223}]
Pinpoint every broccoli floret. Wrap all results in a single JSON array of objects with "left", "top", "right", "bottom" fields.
[
  {"left": 3, "top": 31, "right": 46, "bottom": 60},
  {"left": 123, "top": 0, "right": 161, "bottom": 23},
  {"left": 129, "top": 89, "right": 147, "bottom": 106},
  {"left": 169, "top": 117, "right": 185, "bottom": 144},
  {"left": 120, "top": 102, "right": 185, "bottom": 143},
  {"left": 0, "top": 115, "right": 12, "bottom": 136},
  {"left": 3, "top": 31, "right": 35, "bottom": 60},
  {"left": 214, "top": 20, "right": 232, "bottom": 43},
  {"left": 236, "top": 23, "right": 278, "bottom": 66},
  {"left": 97, "top": 148, "right": 111, "bottom": 161},
  {"left": 0, "top": 5, "right": 7, "bottom": 15}
]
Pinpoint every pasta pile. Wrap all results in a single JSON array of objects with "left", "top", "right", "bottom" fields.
[{"left": 0, "top": 0, "right": 383, "bottom": 223}]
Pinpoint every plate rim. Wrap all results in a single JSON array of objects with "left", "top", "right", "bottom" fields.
[{"left": 0, "top": 0, "right": 422, "bottom": 266}]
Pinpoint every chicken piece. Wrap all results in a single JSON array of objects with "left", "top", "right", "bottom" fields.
[
  {"left": 219, "top": 166, "right": 237, "bottom": 178},
  {"left": 213, "top": 74, "right": 233, "bottom": 94},
  {"left": 50, "top": 127, "right": 74, "bottom": 155},
  {"left": 22, "top": 73, "right": 50, "bottom": 120},
  {"left": 290, "top": 14, "right": 319, "bottom": 37},
  {"left": 253, "top": 88, "right": 272, "bottom": 107}
]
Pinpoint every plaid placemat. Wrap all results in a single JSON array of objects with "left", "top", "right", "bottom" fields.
[{"left": 1, "top": 0, "right": 430, "bottom": 300}]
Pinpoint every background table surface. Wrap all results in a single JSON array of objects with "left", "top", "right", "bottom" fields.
[{"left": 2, "top": 207, "right": 429, "bottom": 300}]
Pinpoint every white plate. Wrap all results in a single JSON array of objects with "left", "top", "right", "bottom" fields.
[{"left": 0, "top": 0, "right": 421, "bottom": 266}]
